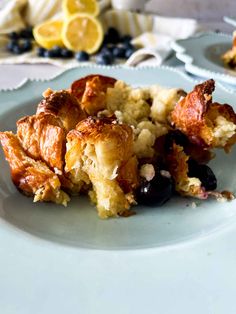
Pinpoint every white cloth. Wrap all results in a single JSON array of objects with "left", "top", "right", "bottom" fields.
[{"left": 126, "top": 16, "right": 199, "bottom": 66}]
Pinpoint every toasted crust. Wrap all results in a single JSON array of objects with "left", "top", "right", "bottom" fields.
[
  {"left": 171, "top": 79, "right": 236, "bottom": 149},
  {"left": 0, "top": 131, "right": 69, "bottom": 205},
  {"left": 17, "top": 113, "right": 66, "bottom": 171},
  {"left": 71, "top": 75, "right": 116, "bottom": 116},
  {"left": 37, "top": 90, "right": 86, "bottom": 132},
  {"left": 222, "top": 31, "right": 236, "bottom": 69}
]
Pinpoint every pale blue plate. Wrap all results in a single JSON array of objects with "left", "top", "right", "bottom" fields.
[
  {"left": 1, "top": 66, "right": 236, "bottom": 313},
  {"left": 171, "top": 32, "right": 236, "bottom": 86}
]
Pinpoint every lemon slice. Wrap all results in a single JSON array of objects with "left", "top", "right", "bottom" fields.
[
  {"left": 62, "top": 14, "right": 103, "bottom": 54},
  {"left": 62, "top": 0, "right": 99, "bottom": 18},
  {"left": 33, "top": 20, "right": 64, "bottom": 49}
]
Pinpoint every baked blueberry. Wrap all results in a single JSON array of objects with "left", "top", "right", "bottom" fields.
[
  {"left": 188, "top": 159, "right": 217, "bottom": 191},
  {"left": 164, "top": 130, "right": 188, "bottom": 152},
  {"left": 75, "top": 51, "right": 90, "bottom": 61},
  {"left": 136, "top": 172, "right": 173, "bottom": 206}
]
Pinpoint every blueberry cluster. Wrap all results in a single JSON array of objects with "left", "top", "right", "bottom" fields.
[
  {"left": 136, "top": 130, "right": 218, "bottom": 207},
  {"left": 96, "top": 27, "right": 136, "bottom": 65},
  {"left": 6, "top": 27, "right": 33, "bottom": 54},
  {"left": 37, "top": 46, "right": 74, "bottom": 59}
]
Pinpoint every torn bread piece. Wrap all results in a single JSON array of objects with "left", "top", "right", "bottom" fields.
[
  {"left": 37, "top": 90, "right": 86, "bottom": 132},
  {"left": 17, "top": 113, "right": 66, "bottom": 172},
  {"left": 166, "top": 143, "right": 208, "bottom": 199},
  {"left": 71, "top": 74, "right": 116, "bottom": 116},
  {"left": 171, "top": 79, "right": 236, "bottom": 150},
  {"left": 0, "top": 131, "right": 69, "bottom": 205},
  {"left": 222, "top": 31, "right": 236, "bottom": 69},
  {"left": 65, "top": 117, "right": 139, "bottom": 218}
]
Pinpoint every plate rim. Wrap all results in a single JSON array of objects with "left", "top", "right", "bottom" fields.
[{"left": 171, "top": 31, "right": 236, "bottom": 86}]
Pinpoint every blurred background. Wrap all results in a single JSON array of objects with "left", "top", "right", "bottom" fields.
[{"left": 146, "top": 0, "right": 235, "bottom": 32}]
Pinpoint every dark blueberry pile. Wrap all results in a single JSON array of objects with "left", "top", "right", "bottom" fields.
[
  {"left": 96, "top": 27, "right": 136, "bottom": 65},
  {"left": 6, "top": 27, "right": 34, "bottom": 54},
  {"left": 37, "top": 46, "right": 74, "bottom": 59}
]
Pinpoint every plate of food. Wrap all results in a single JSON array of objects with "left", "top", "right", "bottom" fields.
[
  {"left": 171, "top": 32, "right": 236, "bottom": 86},
  {"left": 1, "top": 65, "right": 236, "bottom": 313}
]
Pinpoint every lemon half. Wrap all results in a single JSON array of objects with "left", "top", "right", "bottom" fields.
[
  {"left": 62, "top": 13, "right": 103, "bottom": 54},
  {"left": 33, "top": 20, "right": 64, "bottom": 50},
  {"left": 62, "top": 0, "right": 99, "bottom": 18}
]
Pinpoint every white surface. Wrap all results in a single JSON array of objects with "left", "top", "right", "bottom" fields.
[{"left": 0, "top": 64, "right": 63, "bottom": 90}]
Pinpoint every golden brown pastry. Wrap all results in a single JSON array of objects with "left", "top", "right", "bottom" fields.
[
  {"left": 171, "top": 79, "right": 236, "bottom": 150},
  {"left": 36, "top": 90, "right": 86, "bottom": 132},
  {"left": 222, "top": 31, "right": 236, "bottom": 69},
  {"left": 0, "top": 131, "right": 69, "bottom": 205},
  {"left": 17, "top": 113, "right": 66, "bottom": 172},
  {"left": 166, "top": 143, "right": 207, "bottom": 199},
  {"left": 65, "top": 117, "right": 139, "bottom": 218},
  {"left": 71, "top": 74, "right": 116, "bottom": 116}
]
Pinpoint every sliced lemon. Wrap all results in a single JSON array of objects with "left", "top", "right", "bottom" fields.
[
  {"left": 62, "top": 14, "right": 103, "bottom": 54},
  {"left": 62, "top": 0, "right": 99, "bottom": 18},
  {"left": 33, "top": 20, "right": 64, "bottom": 50}
]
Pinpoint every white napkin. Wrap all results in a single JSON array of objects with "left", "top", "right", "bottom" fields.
[{"left": 126, "top": 16, "right": 199, "bottom": 66}]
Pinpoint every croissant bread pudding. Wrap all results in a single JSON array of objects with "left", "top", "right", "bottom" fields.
[
  {"left": 1, "top": 75, "right": 236, "bottom": 218},
  {"left": 222, "top": 31, "right": 236, "bottom": 69}
]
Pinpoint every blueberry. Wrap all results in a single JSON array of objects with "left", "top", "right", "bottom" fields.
[
  {"left": 96, "top": 53, "right": 114, "bottom": 65},
  {"left": 123, "top": 42, "right": 135, "bottom": 50},
  {"left": 75, "top": 50, "right": 89, "bottom": 61},
  {"left": 37, "top": 47, "right": 46, "bottom": 57},
  {"left": 105, "top": 27, "right": 120, "bottom": 44},
  {"left": 21, "top": 39, "right": 32, "bottom": 52},
  {"left": 6, "top": 40, "right": 18, "bottom": 52},
  {"left": 51, "top": 46, "right": 62, "bottom": 57},
  {"left": 19, "top": 27, "right": 33, "bottom": 39},
  {"left": 125, "top": 47, "right": 135, "bottom": 59},
  {"left": 8, "top": 32, "right": 19, "bottom": 40},
  {"left": 188, "top": 159, "right": 217, "bottom": 191},
  {"left": 112, "top": 46, "right": 126, "bottom": 58},
  {"left": 60, "top": 48, "right": 74, "bottom": 58},
  {"left": 164, "top": 131, "right": 189, "bottom": 152},
  {"left": 12, "top": 45, "right": 24, "bottom": 54},
  {"left": 137, "top": 174, "right": 173, "bottom": 206},
  {"left": 121, "top": 34, "right": 132, "bottom": 44},
  {"left": 100, "top": 46, "right": 113, "bottom": 56},
  {"left": 43, "top": 49, "right": 54, "bottom": 58}
]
